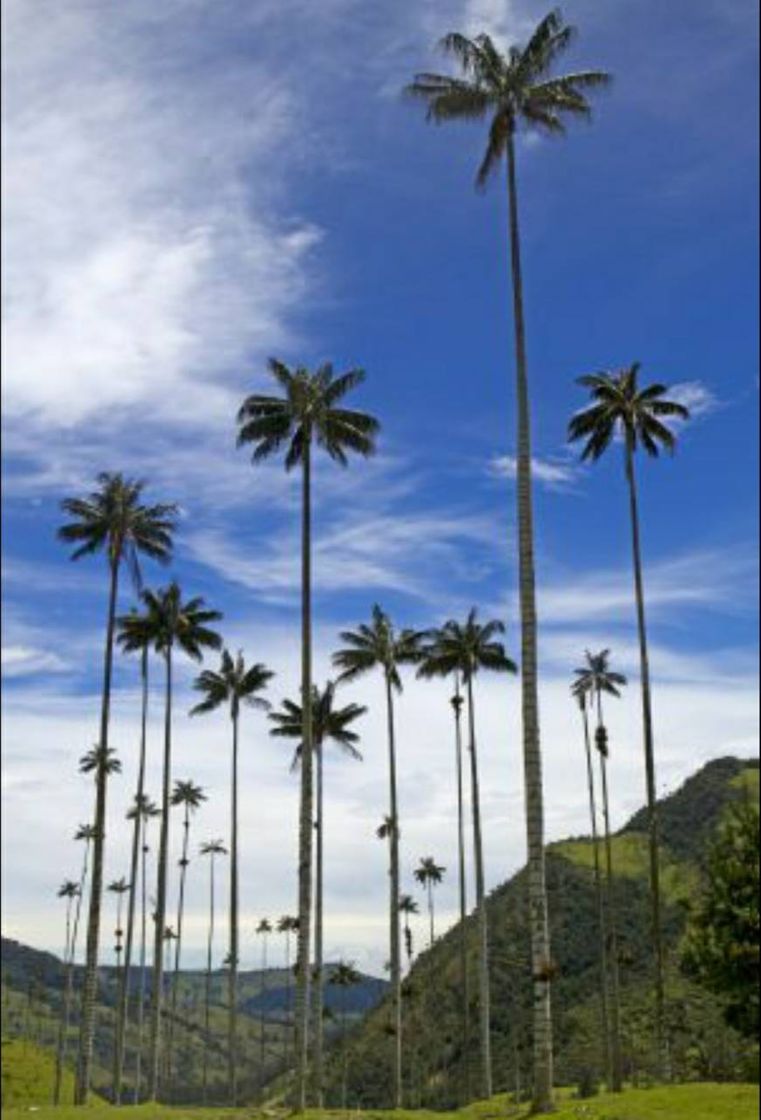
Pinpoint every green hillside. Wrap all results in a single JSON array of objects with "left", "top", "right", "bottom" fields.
[
  {"left": 324, "top": 756, "right": 759, "bottom": 1107},
  {"left": 0, "top": 1039, "right": 79, "bottom": 1106}
]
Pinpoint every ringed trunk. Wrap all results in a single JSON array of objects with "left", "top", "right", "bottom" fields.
[
  {"left": 384, "top": 672, "right": 403, "bottom": 1108},
  {"left": 313, "top": 737, "right": 325, "bottom": 1105},
  {"left": 54, "top": 836, "right": 90, "bottom": 1104},
  {"left": 465, "top": 674, "right": 492, "bottom": 1099},
  {"left": 167, "top": 800, "right": 191, "bottom": 1095},
  {"left": 452, "top": 676, "right": 471, "bottom": 1101},
  {"left": 148, "top": 645, "right": 173, "bottom": 1100},
  {"left": 228, "top": 708, "right": 240, "bottom": 1105}
]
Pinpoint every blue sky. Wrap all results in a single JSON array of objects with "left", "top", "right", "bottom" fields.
[{"left": 2, "top": 0, "right": 758, "bottom": 974}]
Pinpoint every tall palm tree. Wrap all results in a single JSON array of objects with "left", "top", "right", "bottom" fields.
[
  {"left": 237, "top": 359, "right": 378, "bottom": 1110},
  {"left": 418, "top": 608, "right": 517, "bottom": 1098},
  {"left": 328, "top": 960, "right": 362, "bottom": 1109},
  {"left": 126, "top": 794, "right": 160, "bottom": 1103},
  {"left": 406, "top": 19, "right": 610, "bottom": 1110},
  {"left": 52, "top": 881, "right": 80, "bottom": 1104},
  {"left": 58, "top": 472, "right": 176, "bottom": 1103},
  {"left": 277, "top": 915, "right": 299, "bottom": 1068},
  {"left": 141, "top": 583, "right": 222, "bottom": 1101},
  {"left": 108, "top": 878, "right": 130, "bottom": 977},
  {"left": 413, "top": 858, "right": 446, "bottom": 948},
  {"left": 333, "top": 605, "right": 424, "bottom": 1107},
  {"left": 165, "top": 780, "right": 207, "bottom": 1090},
  {"left": 54, "top": 824, "right": 95, "bottom": 1105},
  {"left": 191, "top": 649, "right": 272, "bottom": 1105},
  {"left": 200, "top": 839, "right": 227, "bottom": 1104},
  {"left": 112, "top": 604, "right": 158, "bottom": 1102},
  {"left": 570, "top": 678, "right": 611, "bottom": 1088},
  {"left": 269, "top": 681, "right": 366, "bottom": 1105},
  {"left": 574, "top": 649, "right": 628, "bottom": 1090},
  {"left": 569, "top": 368, "right": 690, "bottom": 1066},
  {"left": 79, "top": 744, "right": 122, "bottom": 780},
  {"left": 418, "top": 639, "right": 471, "bottom": 1096},
  {"left": 255, "top": 918, "right": 272, "bottom": 1086},
  {"left": 398, "top": 895, "right": 419, "bottom": 970}
]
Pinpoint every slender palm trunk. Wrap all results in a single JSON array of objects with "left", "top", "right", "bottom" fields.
[
  {"left": 228, "top": 708, "right": 240, "bottom": 1105},
  {"left": 134, "top": 815, "right": 150, "bottom": 1103},
  {"left": 340, "top": 988, "right": 348, "bottom": 1109},
  {"left": 167, "top": 801, "right": 192, "bottom": 1094},
  {"left": 75, "top": 556, "right": 120, "bottom": 1104},
  {"left": 55, "top": 838, "right": 90, "bottom": 1104},
  {"left": 292, "top": 439, "right": 314, "bottom": 1110},
  {"left": 114, "top": 647, "right": 149, "bottom": 1102},
  {"left": 202, "top": 852, "right": 216, "bottom": 1105},
  {"left": 259, "top": 932, "right": 268, "bottom": 1091},
  {"left": 624, "top": 435, "right": 665, "bottom": 1072},
  {"left": 427, "top": 883, "right": 435, "bottom": 947},
  {"left": 596, "top": 694, "right": 623, "bottom": 1092},
  {"left": 580, "top": 699, "right": 612, "bottom": 1086},
  {"left": 52, "top": 896, "right": 75, "bottom": 1102},
  {"left": 148, "top": 645, "right": 173, "bottom": 1100},
  {"left": 284, "top": 931, "right": 292, "bottom": 1067},
  {"left": 313, "top": 736, "right": 325, "bottom": 1106},
  {"left": 384, "top": 672, "right": 403, "bottom": 1108},
  {"left": 506, "top": 133, "right": 553, "bottom": 1111},
  {"left": 452, "top": 675, "right": 471, "bottom": 1101},
  {"left": 465, "top": 675, "right": 492, "bottom": 1099}
]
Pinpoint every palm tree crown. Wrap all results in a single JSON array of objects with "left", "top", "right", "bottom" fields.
[
  {"left": 74, "top": 824, "right": 98, "bottom": 843},
  {"left": 236, "top": 360, "right": 379, "bottom": 468},
  {"left": 256, "top": 918, "right": 272, "bottom": 935},
  {"left": 191, "top": 649, "right": 273, "bottom": 719},
  {"left": 399, "top": 894, "right": 419, "bottom": 916},
  {"left": 58, "top": 472, "right": 176, "bottom": 584},
  {"left": 405, "top": 11, "right": 611, "bottom": 186},
  {"left": 573, "top": 649, "right": 627, "bottom": 703},
  {"left": 419, "top": 608, "right": 518, "bottom": 681},
  {"left": 269, "top": 681, "right": 366, "bottom": 767},
  {"left": 79, "top": 745, "right": 122, "bottom": 777},
  {"left": 137, "top": 583, "right": 223, "bottom": 661},
  {"left": 333, "top": 604, "right": 425, "bottom": 689},
  {"left": 200, "top": 839, "right": 228, "bottom": 858},
  {"left": 171, "top": 780, "right": 207, "bottom": 812},
  {"left": 568, "top": 365, "right": 690, "bottom": 460},
  {"left": 127, "top": 794, "right": 160, "bottom": 822},
  {"left": 58, "top": 881, "right": 80, "bottom": 900},
  {"left": 414, "top": 857, "right": 446, "bottom": 887}
]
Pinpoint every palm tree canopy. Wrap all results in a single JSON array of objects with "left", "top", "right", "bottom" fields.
[
  {"left": 329, "top": 960, "right": 362, "bottom": 987},
  {"left": 573, "top": 649, "right": 627, "bottom": 700},
  {"left": 236, "top": 359, "right": 379, "bottom": 470},
  {"left": 135, "top": 582, "right": 222, "bottom": 661},
  {"left": 58, "top": 472, "right": 177, "bottom": 585},
  {"left": 405, "top": 10, "right": 611, "bottom": 187},
  {"left": 568, "top": 364, "right": 690, "bottom": 461},
  {"left": 414, "top": 857, "right": 446, "bottom": 886},
  {"left": 74, "top": 823, "right": 98, "bottom": 842},
  {"left": 58, "top": 880, "right": 80, "bottom": 899},
  {"left": 116, "top": 601, "right": 162, "bottom": 657},
  {"left": 79, "top": 745, "right": 122, "bottom": 776},
  {"left": 398, "top": 894, "right": 419, "bottom": 916},
  {"left": 256, "top": 918, "right": 272, "bottom": 934},
  {"left": 200, "top": 839, "right": 228, "bottom": 857},
  {"left": 190, "top": 648, "right": 273, "bottom": 719},
  {"left": 418, "top": 608, "right": 518, "bottom": 683},
  {"left": 269, "top": 681, "right": 366, "bottom": 769},
  {"left": 171, "top": 779, "right": 207, "bottom": 810},
  {"left": 277, "top": 915, "right": 299, "bottom": 933},
  {"left": 126, "top": 793, "right": 160, "bottom": 821},
  {"left": 376, "top": 815, "right": 397, "bottom": 840},
  {"left": 108, "top": 878, "right": 130, "bottom": 894},
  {"left": 333, "top": 604, "right": 425, "bottom": 692}
]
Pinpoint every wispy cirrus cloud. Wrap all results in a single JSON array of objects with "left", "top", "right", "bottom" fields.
[{"left": 488, "top": 453, "right": 580, "bottom": 489}]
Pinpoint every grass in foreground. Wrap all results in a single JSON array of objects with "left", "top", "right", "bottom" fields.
[{"left": 2, "top": 1083, "right": 759, "bottom": 1120}]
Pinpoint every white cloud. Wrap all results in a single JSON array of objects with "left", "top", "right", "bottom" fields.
[
  {"left": 1, "top": 646, "right": 71, "bottom": 678},
  {"left": 489, "top": 454, "right": 579, "bottom": 489},
  {"left": 669, "top": 379, "right": 719, "bottom": 420}
]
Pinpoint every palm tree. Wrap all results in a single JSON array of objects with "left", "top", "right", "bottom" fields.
[
  {"left": 79, "top": 744, "right": 122, "bottom": 779},
  {"left": 126, "top": 794, "right": 160, "bottom": 1103},
  {"left": 112, "top": 604, "right": 158, "bottom": 1102},
  {"left": 58, "top": 472, "right": 176, "bottom": 1103},
  {"left": 569, "top": 367, "right": 690, "bottom": 1066},
  {"left": 200, "top": 839, "right": 227, "bottom": 1104},
  {"left": 406, "top": 20, "right": 610, "bottom": 1110},
  {"left": 269, "top": 681, "right": 366, "bottom": 1105},
  {"left": 570, "top": 677, "right": 611, "bottom": 1088},
  {"left": 165, "top": 780, "right": 207, "bottom": 1091},
  {"left": 574, "top": 649, "right": 628, "bottom": 1090},
  {"left": 328, "top": 960, "right": 362, "bottom": 1108},
  {"left": 141, "top": 583, "right": 222, "bottom": 1101},
  {"left": 108, "top": 878, "right": 130, "bottom": 979},
  {"left": 54, "top": 824, "right": 95, "bottom": 1105},
  {"left": 413, "top": 858, "right": 446, "bottom": 948},
  {"left": 191, "top": 649, "right": 272, "bottom": 1105},
  {"left": 398, "top": 895, "right": 419, "bottom": 969},
  {"left": 418, "top": 636, "right": 471, "bottom": 1096},
  {"left": 237, "top": 359, "right": 378, "bottom": 1110},
  {"left": 255, "top": 919, "right": 272, "bottom": 1086},
  {"left": 333, "top": 605, "right": 424, "bottom": 1106},
  {"left": 418, "top": 608, "right": 517, "bottom": 1098},
  {"left": 277, "top": 915, "right": 299, "bottom": 1068},
  {"left": 52, "top": 881, "right": 80, "bottom": 1104}
]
